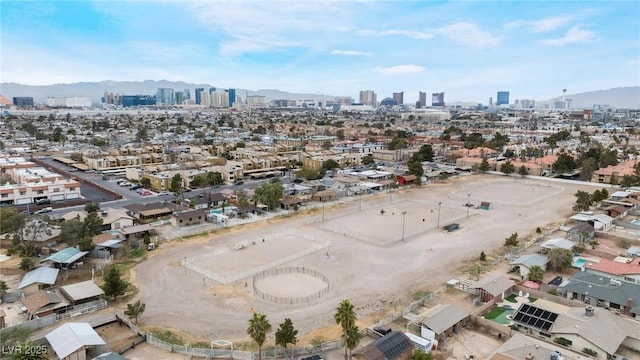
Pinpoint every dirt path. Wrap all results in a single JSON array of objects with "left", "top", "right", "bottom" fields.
[{"left": 133, "top": 175, "right": 605, "bottom": 343}]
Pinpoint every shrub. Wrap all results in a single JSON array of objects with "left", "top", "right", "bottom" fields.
[
  {"left": 151, "top": 330, "right": 184, "bottom": 345},
  {"left": 554, "top": 337, "right": 571, "bottom": 346},
  {"left": 616, "top": 238, "right": 632, "bottom": 249},
  {"left": 582, "top": 348, "right": 598, "bottom": 357}
]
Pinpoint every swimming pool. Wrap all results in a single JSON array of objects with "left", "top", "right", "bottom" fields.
[
  {"left": 573, "top": 258, "right": 586, "bottom": 268},
  {"left": 631, "top": 219, "right": 640, "bottom": 226}
]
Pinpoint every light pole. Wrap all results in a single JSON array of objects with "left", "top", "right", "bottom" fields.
[
  {"left": 184, "top": 256, "right": 187, "bottom": 276},
  {"left": 322, "top": 201, "right": 325, "bottom": 221},
  {"left": 467, "top": 193, "right": 471, "bottom": 219},
  {"left": 437, "top": 202, "right": 442, "bottom": 229},
  {"left": 401, "top": 211, "right": 407, "bottom": 241}
]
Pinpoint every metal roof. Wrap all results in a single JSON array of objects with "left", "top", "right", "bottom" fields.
[
  {"left": 44, "top": 247, "right": 81, "bottom": 263},
  {"left": 509, "top": 254, "right": 548, "bottom": 269},
  {"left": 18, "top": 267, "right": 59, "bottom": 289},
  {"left": 46, "top": 322, "right": 106, "bottom": 359},
  {"left": 60, "top": 280, "right": 105, "bottom": 301}
]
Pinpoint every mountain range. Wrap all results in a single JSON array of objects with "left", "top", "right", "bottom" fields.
[{"left": 1, "top": 80, "right": 638, "bottom": 109}]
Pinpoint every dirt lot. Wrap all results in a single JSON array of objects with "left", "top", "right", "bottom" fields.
[{"left": 133, "top": 175, "right": 605, "bottom": 345}]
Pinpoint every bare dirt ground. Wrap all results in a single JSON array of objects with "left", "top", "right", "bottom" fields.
[{"left": 133, "top": 175, "right": 604, "bottom": 345}]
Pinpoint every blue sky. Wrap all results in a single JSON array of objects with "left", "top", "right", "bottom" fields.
[{"left": 2, "top": 1, "right": 639, "bottom": 103}]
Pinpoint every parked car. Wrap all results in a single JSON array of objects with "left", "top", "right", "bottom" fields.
[
  {"left": 36, "top": 207, "right": 53, "bottom": 213},
  {"left": 35, "top": 199, "right": 51, "bottom": 205},
  {"left": 158, "top": 191, "right": 171, "bottom": 196},
  {"left": 373, "top": 326, "right": 392, "bottom": 336},
  {"left": 130, "top": 185, "right": 142, "bottom": 191},
  {"left": 141, "top": 191, "right": 152, "bottom": 196}
]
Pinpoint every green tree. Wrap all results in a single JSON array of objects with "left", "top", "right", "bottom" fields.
[
  {"left": 170, "top": 173, "right": 184, "bottom": 196},
  {"left": 412, "top": 349, "right": 433, "bottom": 360},
  {"left": 579, "top": 157, "right": 598, "bottom": 181},
  {"left": 296, "top": 167, "right": 323, "bottom": 180},
  {"left": 84, "top": 202, "right": 100, "bottom": 213},
  {"left": 275, "top": 318, "right": 298, "bottom": 358},
  {"left": 362, "top": 155, "right": 375, "bottom": 166},
  {"left": 573, "top": 190, "right": 593, "bottom": 212},
  {"left": 407, "top": 158, "right": 424, "bottom": 178},
  {"left": 343, "top": 325, "right": 362, "bottom": 359},
  {"left": 518, "top": 165, "right": 528, "bottom": 177},
  {"left": 500, "top": 160, "right": 515, "bottom": 175},
  {"left": 479, "top": 251, "right": 487, "bottom": 262},
  {"left": 527, "top": 265, "right": 545, "bottom": 282},
  {"left": 0, "top": 208, "right": 26, "bottom": 235},
  {"left": 253, "top": 179, "right": 284, "bottom": 211},
  {"left": 247, "top": 312, "right": 272, "bottom": 360},
  {"left": 322, "top": 159, "right": 340, "bottom": 171},
  {"left": 235, "top": 189, "right": 249, "bottom": 206},
  {"left": 20, "top": 257, "right": 34, "bottom": 271},
  {"left": 125, "top": 300, "right": 146, "bottom": 324},
  {"left": 140, "top": 177, "right": 152, "bottom": 189},
  {"left": 504, "top": 232, "right": 518, "bottom": 248},
  {"left": 12, "top": 217, "right": 52, "bottom": 256},
  {"left": 387, "top": 138, "right": 408, "bottom": 150},
  {"left": 415, "top": 144, "right": 434, "bottom": 162},
  {"left": 464, "top": 132, "right": 485, "bottom": 149},
  {"left": 478, "top": 157, "right": 490, "bottom": 172},
  {"left": 546, "top": 249, "right": 573, "bottom": 271},
  {"left": 0, "top": 279, "right": 9, "bottom": 296},
  {"left": 334, "top": 299, "right": 357, "bottom": 360},
  {"left": 206, "top": 171, "right": 223, "bottom": 186},
  {"left": 101, "top": 267, "right": 129, "bottom": 301},
  {"left": 552, "top": 152, "right": 576, "bottom": 174}
]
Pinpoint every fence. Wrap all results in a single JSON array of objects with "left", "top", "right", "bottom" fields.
[
  {"left": 146, "top": 333, "right": 342, "bottom": 360},
  {"left": 252, "top": 266, "right": 331, "bottom": 304},
  {"left": 374, "top": 285, "right": 447, "bottom": 328},
  {"left": 0, "top": 299, "right": 108, "bottom": 338}
]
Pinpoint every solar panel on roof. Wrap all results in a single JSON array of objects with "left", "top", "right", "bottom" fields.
[
  {"left": 549, "top": 313, "right": 558, "bottom": 322},
  {"left": 513, "top": 313, "right": 524, "bottom": 322},
  {"left": 511, "top": 304, "right": 559, "bottom": 332},
  {"left": 534, "top": 308, "right": 544, "bottom": 317},
  {"left": 541, "top": 322, "right": 552, "bottom": 331}
]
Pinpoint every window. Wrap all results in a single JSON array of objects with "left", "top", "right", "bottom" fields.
[
  {"left": 1, "top": 194, "right": 7, "bottom": 198},
  {"left": 19, "top": 191, "right": 26, "bottom": 195},
  {"left": 53, "top": 188, "right": 60, "bottom": 193},
  {"left": 69, "top": 187, "right": 75, "bottom": 191},
  {"left": 37, "top": 190, "right": 44, "bottom": 194}
]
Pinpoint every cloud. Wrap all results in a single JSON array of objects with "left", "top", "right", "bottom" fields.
[
  {"left": 436, "top": 22, "right": 501, "bottom": 49},
  {"left": 539, "top": 26, "right": 596, "bottom": 46},
  {"left": 331, "top": 50, "right": 372, "bottom": 57},
  {"left": 375, "top": 65, "right": 425, "bottom": 75},
  {"left": 505, "top": 15, "right": 573, "bottom": 32},
  {"left": 356, "top": 22, "right": 500, "bottom": 48},
  {"left": 355, "top": 28, "right": 434, "bottom": 40}
]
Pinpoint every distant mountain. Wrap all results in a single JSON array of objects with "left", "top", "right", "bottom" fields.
[
  {"left": 540, "top": 86, "right": 640, "bottom": 109},
  {"left": 0, "top": 80, "right": 338, "bottom": 103}
]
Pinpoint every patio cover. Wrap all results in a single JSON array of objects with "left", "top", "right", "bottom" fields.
[{"left": 46, "top": 322, "right": 106, "bottom": 359}]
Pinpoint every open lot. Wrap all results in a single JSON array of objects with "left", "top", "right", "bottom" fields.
[{"left": 134, "top": 175, "right": 600, "bottom": 342}]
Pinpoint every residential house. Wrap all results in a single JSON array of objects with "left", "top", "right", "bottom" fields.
[
  {"left": 352, "top": 332, "right": 414, "bottom": 360},
  {"left": 509, "top": 254, "right": 548, "bottom": 279},
  {"left": 583, "top": 257, "right": 640, "bottom": 284},
  {"left": 22, "top": 289, "right": 69, "bottom": 319},
  {"left": 17, "top": 267, "right": 59, "bottom": 295},
  {"left": 471, "top": 275, "right": 516, "bottom": 302},
  {"left": 418, "top": 303, "right": 469, "bottom": 342},
  {"left": 511, "top": 299, "right": 640, "bottom": 358},
  {"left": 60, "top": 280, "right": 105, "bottom": 306},
  {"left": 171, "top": 209, "right": 207, "bottom": 227},
  {"left": 559, "top": 271, "right": 640, "bottom": 318}
]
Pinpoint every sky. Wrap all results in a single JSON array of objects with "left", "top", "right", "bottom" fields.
[{"left": 2, "top": 0, "right": 639, "bottom": 103}]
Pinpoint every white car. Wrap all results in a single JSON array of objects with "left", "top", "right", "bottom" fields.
[{"left": 158, "top": 191, "right": 171, "bottom": 196}]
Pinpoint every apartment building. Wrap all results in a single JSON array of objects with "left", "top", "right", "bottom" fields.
[
  {"left": 0, "top": 178, "right": 81, "bottom": 205},
  {"left": 592, "top": 160, "right": 637, "bottom": 184}
]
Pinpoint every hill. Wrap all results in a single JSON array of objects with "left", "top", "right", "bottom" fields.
[
  {"left": 0, "top": 80, "right": 338, "bottom": 103},
  {"left": 541, "top": 86, "right": 640, "bottom": 109}
]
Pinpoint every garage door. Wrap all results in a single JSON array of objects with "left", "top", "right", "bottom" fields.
[
  {"left": 50, "top": 194, "right": 65, "bottom": 201},
  {"left": 66, "top": 193, "right": 80, "bottom": 200}
]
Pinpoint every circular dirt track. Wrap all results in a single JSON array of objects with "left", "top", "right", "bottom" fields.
[
  {"left": 253, "top": 267, "right": 331, "bottom": 304},
  {"left": 256, "top": 273, "right": 327, "bottom": 297}
]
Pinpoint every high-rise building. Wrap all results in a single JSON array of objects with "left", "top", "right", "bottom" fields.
[
  {"left": 195, "top": 88, "right": 204, "bottom": 105},
  {"left": 209, "top": 87, "right": 217, "bottom": 94},
  {"left": 359, "top": 90, "right": 377, "bottom": 107},
  {"left": 210, "top": 90, "right": 229, "bottom": 107},
  {"left": 432, "top": 92, "right": 445, "bottom": 107},
  {"left": 13, "top": 97, "right": 34, "bottom": 106},
  {"left": 392, "top": 92, "right": 404, "bottom": 106},
  {"left": 228, "top": 88, "right": 236, "bottom": 107},
  {"left": 418, "top": 92, "right": 427, "bottom": 108},
  {"left": 496, "top": 91, "right": 509, "bottom": 105},
  {"left": 156, "top": 88, "right": 175, "bottom": 105},
  {"left": 183, "top": 89, "right": 190, "bottom": 100},
  {"left": 489, "top": 97, "right": 493, "bottom": 106},
  {"left": 123, "top": 95, "right": 156, "bottom": 107},
  {"left": 175, "top": 91, "right": 185, "bottom": 104}
]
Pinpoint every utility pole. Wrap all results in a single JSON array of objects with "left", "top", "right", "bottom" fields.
[
  {"left": 437, "top": 202, "right": 442, "bottom": 228},
  {"left": 401, "top": 211, "right": 407, "bottom": 241}
]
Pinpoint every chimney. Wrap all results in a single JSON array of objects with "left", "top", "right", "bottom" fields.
[
  {"left": 585, "top": 305, "right": 594, "bottom": 317},
  {"left": 625, "top": 298, "right": 633, "bottom": 316}
]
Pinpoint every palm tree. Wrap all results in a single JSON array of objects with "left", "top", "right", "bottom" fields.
[
  {"left": 334, "top": 300, "right": 357, "bottom": 360},
  {"left": 527, "top": 265, "right": 545, "bottom": 283},
  {"left": 247, "top": 312, "right": 272, "bottom": 360},
  {"left": 343, "top": 325, "right": 362, "bottom": 359}
]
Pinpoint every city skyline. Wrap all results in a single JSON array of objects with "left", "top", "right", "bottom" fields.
[{"left": 2, "top": 1, "right": 639, "bottom": 104}]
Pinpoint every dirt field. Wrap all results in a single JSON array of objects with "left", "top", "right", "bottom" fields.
[{"left": 134, "top": 175, "right": 603, "bottom": 343}]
